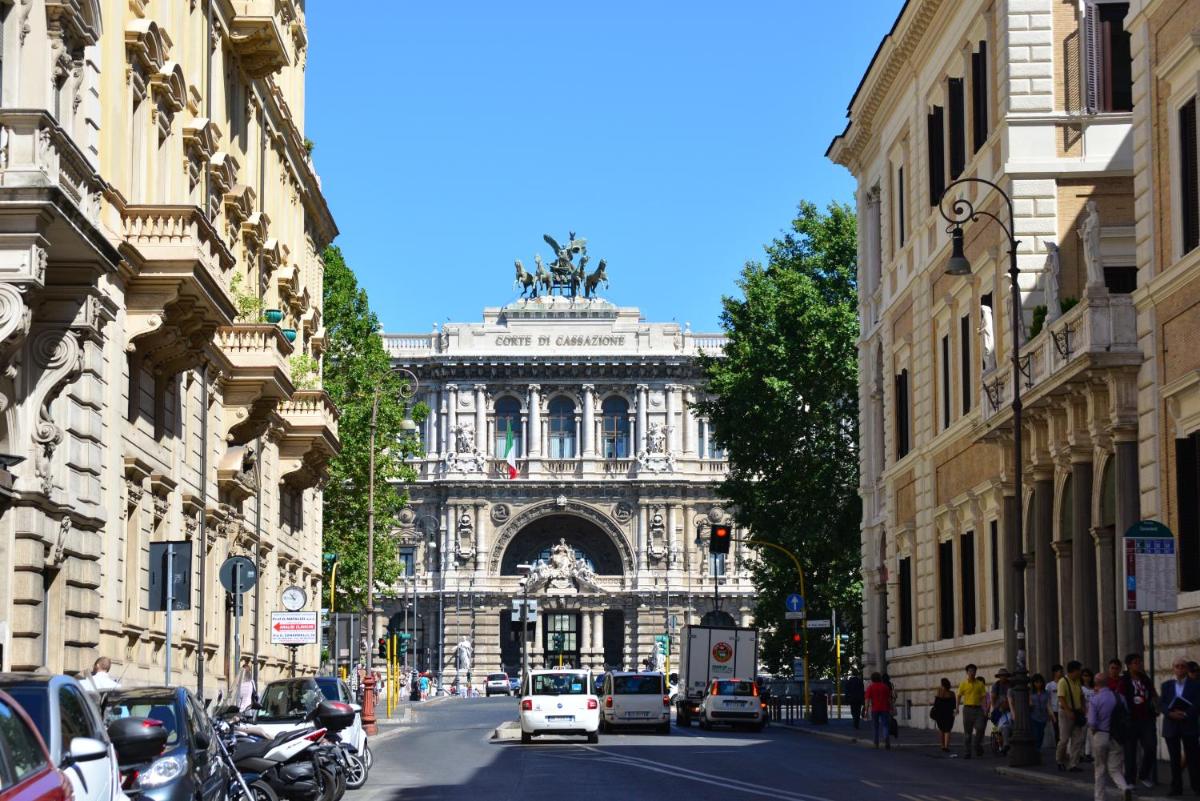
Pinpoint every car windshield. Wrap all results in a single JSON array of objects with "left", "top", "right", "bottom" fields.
[
  {"left": 257, "top": 682, "right": 323, "bottom": 722},
  {"left": 530, "top": 674, "right": 588, "bottom": 696},
  {"left": 2, "top": 688, "right": 50, "bottom": 744},
  {"left": 487, "top": 674, "right": 508, "bottom": 682},
  {"left": 714, "top": 681, "right": 756, "bottom": 696},
  {"left": 102, "top": 696, "right": 181, "bottom": 745},
  {"left": 612, "top": 675, "right": 663, "bottom": 695}
]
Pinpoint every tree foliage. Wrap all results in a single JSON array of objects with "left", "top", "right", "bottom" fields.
[
  {"left": 698, "top": 201, "right": 861, "bottom": 677},
  {"left": 321, "top": 245, "right": 426, "bottom": 611}
]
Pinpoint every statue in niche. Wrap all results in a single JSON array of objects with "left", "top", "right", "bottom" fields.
[
  {"left": 648, "top": 508, "right": 667, "bottom": 559},
  {"left": 455, "top": 511, "right": 474, "bottom": 558},
  {"left": 1078, "top": 200, "right": 1105, "bottom": 289},
  {"left": 1043, "top": 242, "right": 1063, "bottom": 323},
  {"left": 454, "top": 638, "right": 473, "bottom": 672},
  {"left": 453, "top": 421, "right": 475, "bottom": 454},
  {"left": 646, "top": 422, "right": 669, "bottom": 454},
  {"left": 979, "top": 305, "right": 996, "bottom": 372}
]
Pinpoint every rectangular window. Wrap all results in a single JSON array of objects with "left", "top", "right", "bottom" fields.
[
  {"left": 1104, "top": 266, "right": 1138, "bottom": 293},
  {"left": 1086, "top": 2, "right": 1132, "bottom": 113},
  {"left": 961, "top": 531, "right": 976, "bottom": 636},
  {"left": 971, "top": 41, "right": 989, "bottom": 152},
  {"left": 897, "top": 166, "right": 906, "bottom": 248},
  {"left": 960, "top": 314, "right": 972, "bottom": 413},
  {"left": 941, "top": 335, "right": 951, "bottom": 430},
  {"left": 948, "top": 78, "right": 966, "bottom": 179},
  {"left": 1177, "top": 433, "right": 1200, "bottom": 592},
  {"left": 1180, "top": 98, "right": 1199, "bottom": 254},
  {"left": 938, "top": 539, "right": 955, "bottom": 640},
  {"left": 898, "top": 556, "right": 913, "bottom": 647},
  {"left": 895, "top": 369, "right": 910, "bottom": 460},
  {"left": 399, "top": 548, "right": 415, "bottom": 578},
  {"left": 990, "top": 519, "right": 1000, "bottom": 631},
  {"left": 710, "top": 553, "right": 726, "bottom": 578},
  {"left": 927, "top": 106, "right": 946, "bottom": 205}
]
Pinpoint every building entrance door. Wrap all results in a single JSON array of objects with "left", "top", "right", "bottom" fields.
[{"left": 543, "top": 612, "right": 580, "bottom": 668}]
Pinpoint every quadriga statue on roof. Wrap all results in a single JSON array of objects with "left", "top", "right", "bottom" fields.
[{"left": 512, "top": 232, "right": 610, "bottom": 299}]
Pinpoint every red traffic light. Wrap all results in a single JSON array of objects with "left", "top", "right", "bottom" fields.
[
  {"left": 792, "top": 632, "right": 802, "bottom": 644},
  {"left": 709, "top": 524, "right": 731, "bottom": 555}
]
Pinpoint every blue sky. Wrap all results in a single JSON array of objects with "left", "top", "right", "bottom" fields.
[{"left": 306, "top": 2, "right": 900, "bottom": 333}]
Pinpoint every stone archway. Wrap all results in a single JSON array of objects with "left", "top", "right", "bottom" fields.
[{"left": 490, "top": 500, "right": 633, "bottom": 576}]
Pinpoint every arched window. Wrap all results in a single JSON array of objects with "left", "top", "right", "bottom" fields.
[
  {"left": 494, "top": 397, "right": 522, "bottom": 458},
  {"left": 536, "top": 544, "right": 595, "bottom": 572},
  {"left": 547, "top": 397, "right": 576, "bottom": 458},
  {"left": 601, "top": 397, "right": 630, "bottom": 458}
]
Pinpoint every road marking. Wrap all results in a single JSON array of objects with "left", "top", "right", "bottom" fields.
[{"left": 860, "top": 780, "right": 882, "bottom": 788}]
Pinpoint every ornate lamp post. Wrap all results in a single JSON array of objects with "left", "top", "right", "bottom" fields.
[{"left": 939, "top": 177, "right": 1036, "bottom": 767}]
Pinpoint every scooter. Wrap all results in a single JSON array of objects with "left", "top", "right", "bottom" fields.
[{"left": 220, "top": 701, "right": 350, "bottom": 801}]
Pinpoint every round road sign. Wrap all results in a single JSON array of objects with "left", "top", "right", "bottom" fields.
[{"left": 219, "top": 556, "right": 257, "bottom": 594}]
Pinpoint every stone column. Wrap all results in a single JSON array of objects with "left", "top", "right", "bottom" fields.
[
  {"left": 439, "top": 391, "right": 449, "bottom": 457},
  {"left": 636, "top": 384, "right": 649, "bottom": 453},
  {"left": 474, "top": 385, "right": 487, "bottom": 452},
  {"left": 1054, "top": 538, "right": 1074, "bottom": 662},
  {"left": 1114, "top": 437, "right": 1143, "bottom": 655},
  {"left": 580, "top": 611, "right": 592, "bottom": 667},
  {"left": 636, "top": 505, "right": 648, "bottom": 573},
  {"left": 1033, "top": 475, "right": 1058, "bottom": 676},
  {"left": 426, "top": 389, "right": 439, "bottom": 456},
  {"left": 446, "top": 384, "right": 458, "bottom": 452},
  {"left": 592, "top": 610, "right": 604, "bottom": 655},
  {"left": 666, "top": 385, "right": 680, "bottom": 453},
  {"left": 666, "top": 504, "right": 677, "bottom": 569},
  {"left": 441, "top": 505, "right": 452, "bottom": 574},
  {"left": 527, "top": 384, "right": 541, "bottom": 457},
  {"left": 533, "top": 611, "right": 543, "bottom": 667},
  {"left": 1071, "top": 459, "right": 1098, "bottom": 669},
  {"left": 518, "top": 413, "right": 528, "bottom": 459},
  {"left": 1094, "top": 524, "right": 1117, "bottom": 661},
  {"left": 682, "top": 388, "right": 697, "bottom": 457},
  {"left": 701, "top": 419, "right": 710, "bottom": 459},
  {"left": 1003, "top": 491, "right": 1018, "bottom": 670},
  {"left": 581, "top": 384, "right": 595, "bottom": 457},
  {"left": 474, "top": 502, "right": 485, "bottom": 574}
]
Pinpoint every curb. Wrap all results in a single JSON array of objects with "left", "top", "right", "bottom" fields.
[
  {"left": 775, "top": 722, "right": 934, "bottom": 749},
  {"left": 371, "top": 726, "right": 408, "bottom": 744},
  {"left": 491, "top": 721, "right": 521, "bottom": 742}
]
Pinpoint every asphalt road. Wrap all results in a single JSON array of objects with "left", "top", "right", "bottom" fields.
[{"left": 357, "top": 697, "right": 1092, "bottom": 801}]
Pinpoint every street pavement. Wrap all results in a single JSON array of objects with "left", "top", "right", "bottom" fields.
[{"left": 358, "top": 697, "right": 1104, "bottom": 801}]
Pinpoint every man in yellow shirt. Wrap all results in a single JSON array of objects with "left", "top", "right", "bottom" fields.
[
  {"left": 957, "top": 664, "right": 987, "bottom": 757},
  {"left": 1056, "top": 660, "right": 1086, "bottom": 771}
]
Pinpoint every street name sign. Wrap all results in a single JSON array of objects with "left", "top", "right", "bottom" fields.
[
  {"left": 1123, "top": 521, "right": 1178, "bottom": 613},
  {"left": 805, "top": 619, "right": 832, "bottom": 629},
  {"left": 270, "top": 611, "right": 318, "bottom": 645},
  {"left": 784, "top": 611, "right": 807, "bottom": 620}
]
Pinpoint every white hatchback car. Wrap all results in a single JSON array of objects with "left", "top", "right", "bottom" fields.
[
  {"left": 698, "top": 678, "right": 766, "bottom": 731},
  {"left": 600, "top": 672, "right": 670, "bottom": 734},
  {"left": 519, "top": 669, "right": 599, "bottom": 744},
  {"left": 485, "top": 673, "right": 512, "bottom": 697}
]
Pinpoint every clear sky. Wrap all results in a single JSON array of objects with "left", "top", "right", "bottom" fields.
[{"left": 305, "top": 2, "right": 901, "bottom": 334}]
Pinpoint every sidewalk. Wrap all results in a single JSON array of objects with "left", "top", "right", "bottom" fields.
[{"left": 777, "top": 714, "right": 1179, "bottom": 799}]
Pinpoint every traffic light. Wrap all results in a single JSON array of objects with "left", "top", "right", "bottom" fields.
[
  {"left": 709, "top": 524, "right": 731, "bottom": 555},
  {"left": 378, "top": 637, "right": 387, "bottom": 659},
  {"left": 791, "top": 620, "right": 802, "bottom": 646}
]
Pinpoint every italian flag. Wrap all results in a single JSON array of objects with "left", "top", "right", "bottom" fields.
[{"left": 503, "top": 420, "right": 518, "bottom": 479}]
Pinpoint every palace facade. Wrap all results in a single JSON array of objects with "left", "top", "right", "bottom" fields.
[
  {"left": 0, "top": 0, "right": 337, "bottom": 690},
  {"left": 382, "top": 294, "right": 754, "bottom": 678}
]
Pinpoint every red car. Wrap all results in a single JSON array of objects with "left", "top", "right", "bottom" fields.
[{"left": 0, "top": 689, "right": 71, "bottom": 801}]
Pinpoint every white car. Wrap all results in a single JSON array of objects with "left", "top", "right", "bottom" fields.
[
  {"left": 519, "top": 669, "right": 600, "bottom": 744},
  {"left": 698, "top": 678, "right": 766, "bottom": 731},
  {"left": 485, "top": 673, "right": 512, "bottom": 697},
  {"left": 600, "top": 672, "right": 670, "bottom": 734}
]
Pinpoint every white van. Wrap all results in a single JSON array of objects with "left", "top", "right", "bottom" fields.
[
  {"left": 519, "top": 669, "right": 600, "bottom": 744},
  {"left": 600, "top": 672, "right": 670, "bottom": 734}
]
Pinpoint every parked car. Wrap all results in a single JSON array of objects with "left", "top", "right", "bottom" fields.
[
  {"left": 0, "top": 674, "right": 124, "bottom": 801},
  {"left": 518, "top": 670, "right": 599, "bottom": 744},
  {"left": 100, "top": 687, "right": 227, "bottom": 801},
  {"left": 484, "top": 674, "right": 511, "bottom": 697},
  {"left": 599, "top": 672, "right": 670, "bottom": 734},
  {"left": 312, "top": 678, "right": 369, "bottom": 769},
  {"left": 0, "top": 689, "right": 75, "bottom": 801},
  {"left": 507, "top": 676, "right": 520, "bottom": 694},
  {"left": 698, "top": 679, "right": 766, "bottom": 732}
]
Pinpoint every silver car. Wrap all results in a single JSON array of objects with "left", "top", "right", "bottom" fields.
[{"left": 485, "top": 673, "right": 512, "bottom": 696}]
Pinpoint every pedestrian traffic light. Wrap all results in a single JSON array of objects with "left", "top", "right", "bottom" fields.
[
  {"left": 709, "top": 524, "right": 731, "bottom": 555},
  {"left": 378, "top": 637, "right": 387, "bottom": 659}
]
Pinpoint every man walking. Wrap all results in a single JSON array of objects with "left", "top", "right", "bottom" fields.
[
  {"left": 1088, "top": 667, "right": 1134, "bottom": 801},
  {"left": 1119, "top": 653, "right": 1157, "bottom": 789},
  {"left": 958, "top": 664, "right": 986, "bottom": 758},
  {"left": 1058, "top": 660, "right": 1087, "bottom": 772},
  {"left": 845, "top": 670, "right": 865, "bottom": 729},
  {"left": 1049, "top": 664, "right": 1065, "bottom": 744},
  {"left": 1161, "top": 656, "right": 1200, "bottom": 796},
  {"left": 86, "top": 657, "right": 120, "bottom": 691}
]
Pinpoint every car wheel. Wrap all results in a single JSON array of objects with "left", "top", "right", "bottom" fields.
[
  {"left": 754, "top": 721, "right": 767, "bottom": 732},
  {"left": 698, "top": 716, "right": 710, "bottom": 730},
  {"left": 521, "top": 731, "right": 532, "bottom": 744},
  {"left": 344, "top": 753, "right": 368, "bottom": 790},
  {"left": 659, "top": 722, "right": 671, "bottom": 735},
  {"left": 587, "top": 730, "right": 599, "bottom": 744}
]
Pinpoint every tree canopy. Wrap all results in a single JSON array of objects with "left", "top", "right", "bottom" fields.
[
  {"left": 321, "top": 245, "right": 425, "bottom": 611},
  {"left": 698, "top": 200, "right": 861, "bottom": 676}
]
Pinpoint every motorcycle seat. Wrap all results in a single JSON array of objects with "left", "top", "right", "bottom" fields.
[{"left": 231, "top": 738, "right": 275, "bottom": 761}]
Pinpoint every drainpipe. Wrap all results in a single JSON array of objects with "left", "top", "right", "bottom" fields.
[
  {"left": 197, "top": 362, "right": 209, "bottom": 699},
  {"left": 252, "top": 435, "right": 263, "bottom": 683}
]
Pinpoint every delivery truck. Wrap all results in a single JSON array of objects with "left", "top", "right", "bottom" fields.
[{"left": 674, "top": 624, "right": 758, "bottom": 726}]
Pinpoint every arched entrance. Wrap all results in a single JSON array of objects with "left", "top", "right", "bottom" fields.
[{"left": 499, "top": 514, "right": 624, "bottom": 575}]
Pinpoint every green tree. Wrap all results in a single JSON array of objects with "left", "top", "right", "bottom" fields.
[
  {"left": 321, "top": 245, "right": 426, "bottom": 611},
  {"left": 698, "top": 200, "right": 861, "bottom": 677}
]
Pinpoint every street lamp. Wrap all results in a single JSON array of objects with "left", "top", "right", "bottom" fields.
[
  {"left": 516, "top": 563, "right": 533, "bottom": 684},
  {"left": 938, "top": 177, "right": 1035, "bottom": 767}
]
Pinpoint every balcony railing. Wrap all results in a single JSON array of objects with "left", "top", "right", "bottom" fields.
[
  {"left": 214, "top": 323, "right": 295, "bottom": 444},
  {"left": 0, "top": 109, "right": 106, "bottom": 226}
]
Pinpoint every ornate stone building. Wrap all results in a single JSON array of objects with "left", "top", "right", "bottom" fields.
[
  {"left": 0, "top": 1, "right": 337, "bottom": 691},
  {"left": 382, "top": 258, "right": 753, "bottom": 678},
  {"left": 830, "top": 0, "right": 1153, "bottom": 726}
]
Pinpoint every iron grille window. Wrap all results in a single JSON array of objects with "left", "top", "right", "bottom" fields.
[{"left": 990, "top": 520, "right": 1000, "bottom": 631}]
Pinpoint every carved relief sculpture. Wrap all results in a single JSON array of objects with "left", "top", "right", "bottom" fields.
[
  {"left": 1078, "top": 199, "right": 1105, "bottom": 290},
  {"left": 1043, "top": 241, "right": 1063, "bottom": 322}
]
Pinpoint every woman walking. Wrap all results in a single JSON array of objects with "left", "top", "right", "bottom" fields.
[
  {"left": 864, "top": 672, "right": 893, "bottom": 749},
  {"left": 1029, "top": 674, "right": 1050, "bottom": 751},
  {"left": 931, "top": 678, "right": 957, "bottom": 753}
]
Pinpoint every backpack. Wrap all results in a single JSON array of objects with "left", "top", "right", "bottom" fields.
[{"left": 1109, "top": 696, "right": 1130, "bottom": 745}]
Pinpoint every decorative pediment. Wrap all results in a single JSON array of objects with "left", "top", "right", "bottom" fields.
[
  {"left": 46, "top": 0, "right": 102, "bottom": 48},
  {"left": 261, "top": 237, "right": 281, "bottom": 274},
  {"left": 229, "top": 12, "right": 289, "bottom": 78},
  {"left": 301, "top": 305, "right": 320, "bottom": 336},
  {"left": 209, "top": 152, "right": 240, "bottom": 197},
  {"left": 150, "top": 60, "right": 186, "bottom": 113},
  {"left": 223, "top": 184, "right": 256, "bottom": 230},
  {"left": 241, "top": 211, "right": 270, "bottom": 253},
  {"left": 275, "top": 263, "right": 299, "bottom": 300},
  {"left": 125, "top": 19, "right": 170, "bottom": 76},
  {"left": 216, "top": 444, "right": 258, "bottom": 506}
]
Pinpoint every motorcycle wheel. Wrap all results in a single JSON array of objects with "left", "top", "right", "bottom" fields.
[
  {"left": 319, "top": 767, "right": 342, "bottom": 801},
  {"left": 344, "top": 754, "right": 368, "bottom": 790},
  {"left": 333, "top": 770, "right": 346, "bottom": 801},
  {"left": 363, "top": 745, "right": 372, "bottom": 771},
  {"left": 245, "top": 780, "right": 278, "bottom": 801}
]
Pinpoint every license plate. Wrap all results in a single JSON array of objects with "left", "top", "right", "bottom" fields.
[
  {"left": 547, "top": 715, "right": 574, "bottom": 722},
  {"left": 626, "top": 711, "right": 651, "bottom": 718},
  {"left": 725, "top": 700, "right": 747, "bottom": 707}
]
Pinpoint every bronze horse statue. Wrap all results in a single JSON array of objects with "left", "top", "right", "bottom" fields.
[
  {"left": 584, "top": 260, "right": 609, "bottom": 298},
  {"left": 513, "top": 260, "right": 536, "bottom": 298}
]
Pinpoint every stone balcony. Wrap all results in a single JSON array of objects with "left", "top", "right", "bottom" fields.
[
  {"left": 229, "top": 1, "right": 290, "bottom": 78},
  {"left": 977, "top": 291, "right": 1141, "bottom": 428},
  {"left": 119, "top": 204, "right": 237, "bottom": 378},
  {"left": 213, "top": 323, "right": 294, "bottom": 445},
  {"left": 412, "top": 455, "right": 728, "bottom": 482},
  {"left": 278, "top": 390, "right": 340, "bottom": 488}
]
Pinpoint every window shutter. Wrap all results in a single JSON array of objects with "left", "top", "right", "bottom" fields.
[
  {"left": 948, "top": 78, "right": 966, "bottom": 178},
  {"left": 927, "top": 106, "right": 945, "bottom": 206},
  {"left": 941, "top": 334, "right": 951, "bottom": 430},
  {"left": 897, "top": 166, "right": 906, "bottom": 247},
  {"left": 972, "top": 42, "right": 989, "bottom": 152},
  {"left": 1084, "top": 2, "right": 1102, "bottom": 114},
  {"left": 1180, "top": 98, "right": 1199, "bottom": 254},
  {"left": 960, "top": 314, "right": 972, "bottom": 413}
]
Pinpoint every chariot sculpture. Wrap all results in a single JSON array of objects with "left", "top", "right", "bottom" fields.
[{"left": 513, "top": 231, "right": 610, "bottom": 299}]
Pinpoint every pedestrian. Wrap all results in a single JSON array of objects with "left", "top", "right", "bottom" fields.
[
  {"left": 1119, "top": 653, "right": 1157, "bottom": 789},
  {"left": 991, "top": 669, "right": 1013, "bottom": 754},
  {"left": 1082, "top": 668, "right": 1097, "bottom": 762},
  {"left": 1161, "top": 656, "right": 1200, "bottom": 796},
  {"left": 846, "top": 670, "right": 865, "bottom": 730},
  {"left": 864, "top": 671, "right": 892, "bottom": 749},
  {"left": 86, "top": 656, "right": 120, "bottom": 692},
  {"left": 1049, "top": 663, "right": 1065, "bottom": 745},
  {"left": 237, "top": 664, "right": 257, "bottom": 712},
  {"left": 1058, "top": 660, "right": 1087, "bottom": 772},
  {"left": 931, "top": 678, "right": 957, "bottom": 753},
  {"left": 1088, "top": 665, "right": 1134, "bottom": 801},
  {"left": 418, "top": 673, "right": 431, "bottom": 701},
  {"left": 957, "top": 664, "right": 987, "bottom": 758},
  {"left": 1106, "top": 658, "right": 1123, "bottom": 692},
  {"left": 1030, "top": 674, "right": 1050, "bottom": 752}
]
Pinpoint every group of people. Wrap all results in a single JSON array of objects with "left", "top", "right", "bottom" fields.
[{"left": 850, "top": 655, "right": 1200, "bottom": 801}]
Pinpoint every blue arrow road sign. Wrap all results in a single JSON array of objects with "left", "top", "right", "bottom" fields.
[{"left": 786, "top": 593, "right": 805, "bottom": 612}]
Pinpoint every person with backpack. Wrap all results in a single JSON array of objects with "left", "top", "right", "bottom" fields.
[{"left": 1089, "top": 653, "right": 1134, "bottom": 801}]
